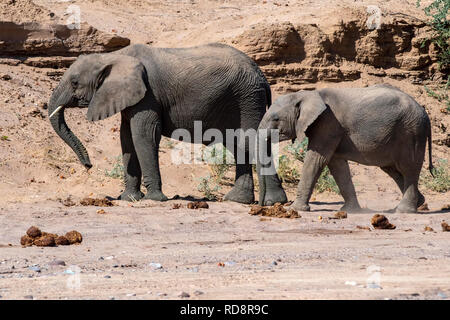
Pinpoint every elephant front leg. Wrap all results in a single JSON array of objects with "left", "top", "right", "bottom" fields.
[
  {"left": 118, "top": 117, "right": 144, "bottom": 201},
  {"left": 292, "top": 150, "right": 328, "bottom": 211},
  {"left": 130, "top": 112, "right": 168, "bottom": 202},
  {"left": 328, "top": 157, "right": 362, "bottom": 212}
]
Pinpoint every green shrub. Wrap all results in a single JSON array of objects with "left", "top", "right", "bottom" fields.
[
  {"left": 281, "top": 138, "right": 340, "bottom": 194},
  {"left": 105, "top": 155, "right": 124, "bottom": 179},
  {"left": 420, "top": 159, "right": 450, "bottom": 192},
  {"left": 197, "top": 174, "right": 220, "bottom": 200},
  {"left": 277, "top": 154, "right": 301, "bottom": 183},
  {"left": 417, "top": 0, "right": 450, "bottom": 69}
]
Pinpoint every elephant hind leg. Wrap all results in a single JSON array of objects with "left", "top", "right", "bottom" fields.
[
  {"left": 223, "top": 160, "right": 255, "bottom": 204},
  {"left": 381, "top": 166, "right": 425, "bottom": 211},
  {"left": 328, "top": 157, "right": 361, "bottom": 212},
  {"left": 223, "top": 139, "right": 255, "bottom": 204}
]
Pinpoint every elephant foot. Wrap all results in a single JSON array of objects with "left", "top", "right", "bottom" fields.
[
  {"left": 144, "top": 190, "right": 168, "bottom": 201},
  {"left": 339, "top": 203, "right": 371, "bottom": 213},
  {"left": 261, "top": 188, "right": 288, "bottom": 206},
  {"left": 223, "top": 185, "right": 254, "bottom": 204},
  {"left": 395, "top": 203, "right": 417, "bottom": 214},
  {"left": 118, "top": 190, "right": 144, "bottom": 202},
  {"left": 291, "top": 200, "right": 310, "bottom": 212},
  {"left": 417, "top": 192, "right": 425, "bottom": 208}
]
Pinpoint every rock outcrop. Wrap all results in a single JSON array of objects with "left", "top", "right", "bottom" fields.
[
  {"left": 230, "top": 8, "right": 438, "bottom": 91},
  {"left": 0, "top": 0, "right": 130, "bottom": 68}
]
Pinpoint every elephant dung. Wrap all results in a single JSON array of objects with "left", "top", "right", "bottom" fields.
[
  {"left": 33, "top": 235, "right": 56, "bottom": 247},
  {"left": 172, "top": 203, "right": 183, "bottom": 209},
  {"left": 441, "top": 222, "right": 450, "bottom": 232},
  {"left": 187, "top": 201, "right": 209, "bottom": 209},
  {"left": 55, "top": 236, "right": 70, "bottom": 246},
  {"left": 20, "top": 235, "right": 34, "bottom": 247},
  {"left": 80, "top": 197, "right": 114, "bottom": 207},
  {"left": 249, "top": 203, "right": 300, "bottom": 219},
  {"left": 26, "top": 226, "right": 42, "bottom": 238},
  {"left": 65, "top": 230, "right": 83, "bottom": 244},
  {"left": 371, "top": 214, "right": 396, "bottom": 230},
  {"left": 329, "top": 211, "right": 347, "bottom": 219}
]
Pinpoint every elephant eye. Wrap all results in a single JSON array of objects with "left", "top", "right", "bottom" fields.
[{"left": 71, "top": 79, "right": 78, "bottom": 88}]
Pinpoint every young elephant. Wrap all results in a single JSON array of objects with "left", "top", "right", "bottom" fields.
[{"left": 258, "top": 84, "right": 433, "bottom": 213}]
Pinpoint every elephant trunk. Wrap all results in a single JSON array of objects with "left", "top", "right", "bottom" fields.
[
  {"left": 256, "top": 128, "right": 270, "bottom": 205},
  {"left": 48, "top": 81, "right": 92, "bottom": 169}
]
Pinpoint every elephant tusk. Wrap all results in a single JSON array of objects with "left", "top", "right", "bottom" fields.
[{"left": 48, "top": 105, "right": 63, "bottom": 119}]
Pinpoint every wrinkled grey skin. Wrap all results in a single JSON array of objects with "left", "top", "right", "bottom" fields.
[
  {"left": 48, "top": 43, "right": 287, "bottom": 204},
  {"left": 258, "top": 84, "right": 433, "bottom": 213}
]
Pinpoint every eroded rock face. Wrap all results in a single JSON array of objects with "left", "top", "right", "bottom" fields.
[
  {"left": 0, "top": 0, "right": 130, "bottom": 67},
  {"left": 0, "top": 22, "right": 130, "bottom": 57},
  {"left": 230, "top": 7, "right": 437, "bottom": 90}
]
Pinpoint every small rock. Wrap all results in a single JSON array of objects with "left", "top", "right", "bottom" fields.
[
  {"left": 367, "top": 283, "right": 382, "bottom": 289},
  {"left": 442, "top": 221, "right": 450, "bottom": 232},
  {"left": 271, "top": 261, "right": 278, "bottom": 266},
  {"left": 149, "top": 262, "right": 163, "bottom": 270},
  {"left": 178, "top": 291, "right": 190, "bottom": 298},
  {"left": 0, "top": 73, "right": 12, "bottom": 81},
  {"left": 28, "top": 265, "right": 41, "bottom": 273},
  {"left": 424, "top": 226, "right": 434, "bottom": 232},
  {"left": 126, "top": 293, "right": 136, "bottom": 297},
  {"left": 418, "top": 203, "right": 429, "bottom": 211},
  {"left": 104, "top": 275, "right": 111, "bottom": 279},
  {"left": 24, "top": 295, "right": 33, "bottom": 300},
  {"left": 437, "top": 292, "right": 447, "bottom": 299},
  {"left": 193, "top": 290, "right": 204, "bottom": 296},
  {"left": 49, "top": 260, "right": 66, "bottom": 266}
]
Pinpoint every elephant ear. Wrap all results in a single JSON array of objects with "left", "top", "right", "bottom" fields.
[
  {"left": 295, "top": 91, "right": 327, "bottom": 141},
  {"left": 87, "top": 55, "right": 147, "bottom": 121}
]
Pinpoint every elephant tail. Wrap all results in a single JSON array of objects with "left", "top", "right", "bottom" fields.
[
  {"left": 427, "top": 117, "right": 434, "bottom": 177},
  {"left": 264, "top": 82, "right": 272, "bottom": 110}
]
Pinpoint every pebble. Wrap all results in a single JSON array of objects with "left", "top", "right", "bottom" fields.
[
  {"left": 437, "top": 292, "right": 447, "bottom": 299},
  {"left": 367, "top": 283, "right": 382, "bottom": 289},
  {"left": 178, "top": 291, "right": 190, "bottom": 298},
  {"left": 193, "top": 290, "right": 204, "bottom": 296},
  {"left": 104, "top": 275, "right": 111, "bottom": 279},
  {"left": 49, "top": 260, "right": 66, "bottom": 267},
  {"left": 126, "top": 293, "right": 136, "bottom": 297},
  {"left": 28, "top": 265, "right": 41, "bottom": 273},
  {"left": 149, "top": 262, "right": 163, "bottom": 270},
  {"left": 24, "top": 295, "right": 33, "bottom": 300},
  {"left": 271, "top": 261, "right": 278, "bottom": 266}
]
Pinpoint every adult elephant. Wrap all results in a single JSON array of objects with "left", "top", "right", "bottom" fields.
[
  {"left": 258, "top": 84, "right": 433, "bottom": 213},
  {"left": 47, "top": 43, "right": 287, "bottom": 204}
]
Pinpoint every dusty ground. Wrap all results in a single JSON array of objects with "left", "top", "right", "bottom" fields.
[{"left": 0, "top": 0, "right": 449, "bottom": 300}]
